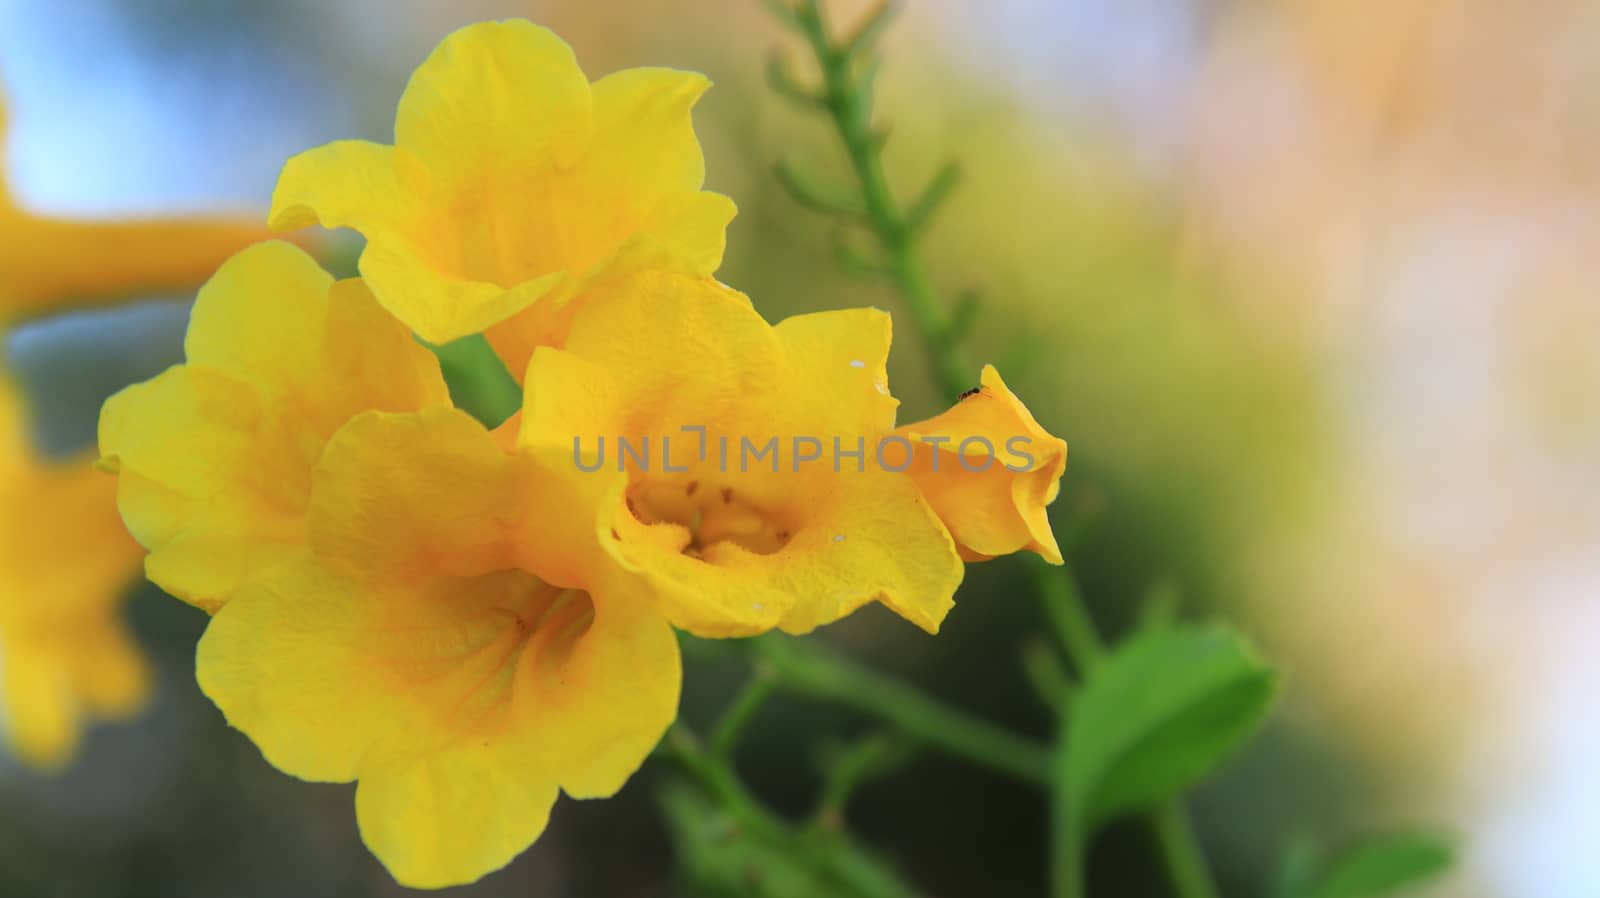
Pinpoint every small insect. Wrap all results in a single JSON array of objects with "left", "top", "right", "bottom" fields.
[{"left": 958, "top": 385, "right": 982, "bottom": 400}]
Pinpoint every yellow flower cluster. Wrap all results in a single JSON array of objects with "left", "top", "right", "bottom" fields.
[
  {"left": 0, "top": 91, "right": 293, "bottom": 767},
  {"left": 98, "top": 20, "right": 1067, "bottom": 889}
]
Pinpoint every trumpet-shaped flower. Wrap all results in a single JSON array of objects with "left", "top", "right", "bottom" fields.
[
  {"left": 0, "top": 94, "right": 290, "bottom": 320},
  {"left": 98, "top": 241, "right": 451, "bottom": 611},
  {"left": 197, "top": 407, "right": 678, "bottom": 888},
  {"left": 0, "top": 378, "right": 147, "bottom": 768},
  {"left": 518, "top": 269, "right": 965, "bottom": 637},
  {"left": 894, "top": 365, "right": 1068, "bottom": 563},
  {"left": 268, "top": 19, "right": 737, "bottom": 363}
]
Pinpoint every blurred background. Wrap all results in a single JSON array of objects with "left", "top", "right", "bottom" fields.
[{"left": 1, "top": 0, "right": 1596, "bottom": 895}]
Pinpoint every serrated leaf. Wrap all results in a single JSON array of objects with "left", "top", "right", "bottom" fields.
[
  {"left": 1060, "top": 625, "right": 1277, "bottom": 839},
  {"left": 1300, "top": 832, "right": 1455, "bottom": 898}
]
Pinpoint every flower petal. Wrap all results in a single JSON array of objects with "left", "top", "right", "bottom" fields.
[
  {"left": 355, "top": 733, "right": 560, "bottom": 889},
  {"left": 483, "top": 226, "right": 741, "bottom": 380},
  {"left": 73, "top": 618, "right": 151, "bottom": 717},
  {"left": 268, "top": 140, "right": 411, "bottom": 236},
  {"left": 0, "top": 388, "right": 148, "bottom": 766},
  {"left": 531, "top": 564, "right": 680, "bottom": 798},
  {"left": 198, "top": 558, "right": 540, "bottom": 784},
  {"left": 523, "top": 269, "right": 776, "bottom": 437},
  {"left": 394, "top": 20, "right": 592, "bottom": 186},
  {"left": 183, "top": 239, "right": 332, "bottom": 385},
  {"left": 1, "top": 645, "right": 78, "bottom": 768},
  {"left": 271, "top": 142, "right": 532, "bottom": 344},
  {"left": 352, "top": 572, "right": 679, "bottom": 889},
  {"left": 646, "top": 190, "right": 739, "bottom": 276},
  {"left": 772, "top": 306, "right": 899, "bottom": 438},
  {"left": 309, "top": 408, "right": 527, "bottom": 581},
  {"left": 98, "top": 242, "right": 449, "bottom": 609},
  {"left": 603, "top": 464, "right": 962, "bottom": 637},
  {"left": 894, "top": 365, "right": 1068, "bottom": 563},
  {"left": 588, "top": 67, "right": 711, "bottom": 194},
  {"left": 309, "top": 406, "right": 632, "bottom": 587},
  {"left": 2, "top": 618, "right": 154, "bottom": 770},
  {"left": 100, "top": 367, "right": 307, "bottom": 607},
  {"left": 769, "top": 468, "right": 962, "bottom": 634}
]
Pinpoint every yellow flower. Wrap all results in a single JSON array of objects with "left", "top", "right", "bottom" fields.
[
  {"left": 268, "top": 19, "right": 737, "bottom": 365},
  {"left": 0, "top": 377, "right": 147, "bottom": 768},
  {"left": 895, "top": 365, "right": 1068, "bottom": 564},
  {"left": 518, "top": 269, "right": 965, "bottom": 637},
  {"left": 196, "top": 407, "right": 678, "bottom": 889},
  {"left": 98, "top": 241, "right": 452, "bottom": 611},
  {"left": 99, "top": 240, "right": 674, "bottom": 885},
  {"left": 0, "top": 93, "right": 289, "bottom": 320},
  {"left": 0, "top": 90, "right": 311, "bottom": 770}
]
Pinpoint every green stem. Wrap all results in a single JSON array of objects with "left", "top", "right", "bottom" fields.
[
  {"left": 1030, "top": 556, "right": 1105, "bottom": 673},
  {"left": 710, "top": 665, "right": 778, "bottom": 759},
  {"left": 791, "top": 0, "right": 974, "bottom": 399},
  {"left": 1151, "top": 802, "right": 1222, "bottom": 898},
  {"left": 778, "top": 5, "right": 1224, "bottom": 898},
  {"left": 659, "top": 725, "right": 790, "bottom": 841},
  {"left": 754, "top": 635, "right": 1050, "bottom": 785},
  {"left": 1055, "top": 811, "right": 1084, "bottom": 898},
  {"left": 660, "top": 723, "right": 920, "bottom": 898},
  {"left": 813, "top": 733, "right": 903, "bottom": 828},
  {"left": 425, "top": 333, "right": 521, "bottom": 426}
]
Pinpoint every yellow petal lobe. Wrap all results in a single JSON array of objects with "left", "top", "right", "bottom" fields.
[{"left": 98, "top": 241, "right": 449, "bottom": 609}]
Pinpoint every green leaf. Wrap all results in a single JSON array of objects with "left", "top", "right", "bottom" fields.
[
  {"left": 1294, "top": 832, "right": 1456, "bottom": 898},
  {"left": 1060, "top": 625, "right": 1277, "bottom": 838}
]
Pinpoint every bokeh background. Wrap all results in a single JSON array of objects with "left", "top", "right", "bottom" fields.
[{"left": 1, "top": 0, "right": 1596, "bottom": 896}]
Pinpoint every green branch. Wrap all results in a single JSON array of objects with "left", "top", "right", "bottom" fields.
[
  {"left": 768, "top": 4, "right": 1222, "bottom": 898},
  {"left": 711, "top": 664, "right": 778, "bottom": 759},
  {"left": 812, "top": 732, "right": 910, "bottom": 829},
  {"left": 782, "top": 0, "right": 975, "bottom": 398},
  {"left": 754, "top": 634, "right": 1050, "bottom": 785},
  {"left": 659, "top": 724, "right": 920, "bottom": 898}
]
